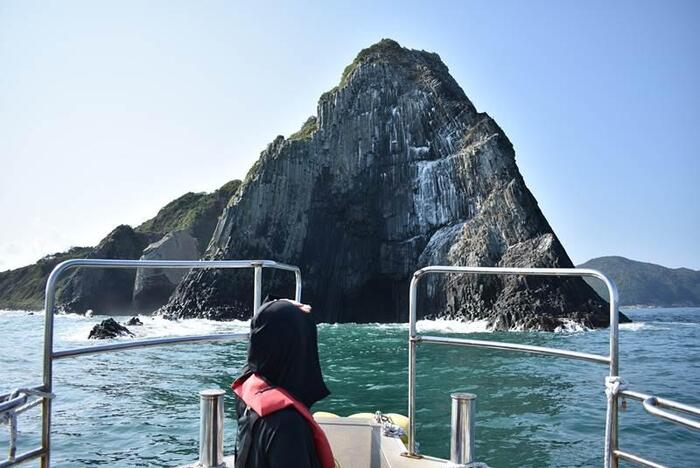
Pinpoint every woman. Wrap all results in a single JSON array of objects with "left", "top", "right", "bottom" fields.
[{"left": 232, "top": 297, "right": 335, "bottom": 468}]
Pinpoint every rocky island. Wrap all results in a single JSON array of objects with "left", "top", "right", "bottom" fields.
[
  {"left": 160, "top": 39, "right": 621, "bottom": 330},
  {"left": 0, "top": 39, "right": 626, "bottom": 330}
]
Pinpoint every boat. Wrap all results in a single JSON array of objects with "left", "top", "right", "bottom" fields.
[{"left": 1, "top": 258, "right": 699, "bottom": 468}]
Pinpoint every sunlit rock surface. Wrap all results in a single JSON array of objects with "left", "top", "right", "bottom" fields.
[{"left": 133, "top": 230, "right": 200, "bottom": 312}]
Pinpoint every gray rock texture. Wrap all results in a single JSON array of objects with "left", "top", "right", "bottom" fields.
[
  {"left": 58, "top": 225, "right": 149, "bottom": 314},
  {"left": 133, "top": 230, "right": 200, "bottom": 312},
  {"left": 162, "top": 39, "right": 623, "bottom": 330}
]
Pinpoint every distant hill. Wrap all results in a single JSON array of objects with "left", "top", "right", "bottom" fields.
[
  {"left": 578, "top": 256, "right": 700, "bottom": 307},
  {"left": 0, "top": 179, "right": 241, "bottom": 312}
]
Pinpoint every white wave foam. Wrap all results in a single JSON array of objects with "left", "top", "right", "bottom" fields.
[
  {"left": 620, "top": 322, "right": 647, "bottom": 331},
  {"left": 416, "top": 318, "right": 490, "bottom": 333},
  {"left": 553, "top": 319, "right": 590, "bottom": 333},
  {"left": 619, "top": 322, "right": 677, "bottom": 332},
  {"left": 57, "top": 314, "right": 250, "bottom": 344}
]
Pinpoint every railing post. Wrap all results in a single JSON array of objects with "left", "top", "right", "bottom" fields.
[
  {"left": 450, "top": 393, "right": 476, "bottom": 466},
  {"left": 253, "top": 264, "right": 263, "bottom": 314},
  {"left": 199, "top": 389, "right": 225, "bottom": 467},
  {"left": 604, "top": 276, "right": 620, "bottom": 468},
  {"left": 41, "top": 262, "right": 69, "bottom": 468},
  {"left": 294, "top": 269, "right": 303, "bottom": 302},
  {"left": 407, "top": 271, "right": 421, "bottom": 457}
]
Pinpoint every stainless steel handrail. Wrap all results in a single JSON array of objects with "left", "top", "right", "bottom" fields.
[
  {"left": 613, "top": 450, "right": 666, "bottom": 468},
  {"left": 620, "top": 390, "right": 700, "bottom": 431},
  {"left": 0, "top": 395, "right": 28, "bottom": 415},
  {"left": 642, "top": 398, "right": 700, "bottom": 431},
  {"left": 22, "top": 258, "right": 302, "bottom": 468},
  {"left": 53, "top": 332, "right": 249, "bottom": 360},
  {"left": 406, "top": 266, "right": 621, "bottom": 467},
  {"left": 0, "top": 447, "right": 46, "bottom": 468},
  {"left": 418, "top": 335, "right": 610, "bottom": 364}
]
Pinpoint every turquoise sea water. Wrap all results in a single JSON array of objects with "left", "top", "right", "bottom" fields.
[{"left": 1, "top": 308, "right": 698, "bottom": 467}]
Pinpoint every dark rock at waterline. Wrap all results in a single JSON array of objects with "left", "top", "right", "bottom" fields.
[
  {"left": 125, "top": 316, "right": 143, "bottom": 326},
  {"left": 88, "top": 318, "right": 134, "bottom": 340},
  {"left": 161, "top": 39, "right": 625, "bottom": 331}
]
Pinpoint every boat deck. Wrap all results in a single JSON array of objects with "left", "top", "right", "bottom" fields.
[{"left": 190, "top": 417, "right": 449, "bottom": 468}]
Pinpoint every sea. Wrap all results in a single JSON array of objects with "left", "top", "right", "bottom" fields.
[{"left": 1, "top": 308, "right": 698, "bottom": 467}]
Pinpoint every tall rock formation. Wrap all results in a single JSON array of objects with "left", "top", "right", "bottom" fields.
[{"left": 162, "top": 39, "right": 620, "bottom": 330}]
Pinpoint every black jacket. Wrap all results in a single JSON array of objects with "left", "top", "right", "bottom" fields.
[{"left": 235, "top": 399, "right": 321, "bottom": 468}]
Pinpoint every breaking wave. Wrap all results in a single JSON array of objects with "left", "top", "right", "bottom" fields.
[{"left": 57, "top": 314, "right": 250, "bottom": 344}]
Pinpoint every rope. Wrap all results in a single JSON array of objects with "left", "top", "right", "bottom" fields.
[
  {"left": 1, "top": 388, "right": 54, "bottom": 463},
  {"left": 604, "top": 376, "right": 626, "bottom": 468},
  {"left": 373, "top": 411, "right": 405, "bottom": 439}
]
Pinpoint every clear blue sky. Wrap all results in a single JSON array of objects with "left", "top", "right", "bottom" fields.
[{"left": 0, "top": 0, "right": 698, "bottom": 271}]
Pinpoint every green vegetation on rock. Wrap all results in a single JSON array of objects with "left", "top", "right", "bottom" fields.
[
  {"left": 340, "top": 38, "right": 404, "bottom": 86},
  {"left": 289, "top": 116, "right": 318, "bottom": 141},
  {"left": 0, "top": 246, "right": 93, "bottom": 310},
  {"left": 136, "top": 179, "right": 241, "bottom": 248}
]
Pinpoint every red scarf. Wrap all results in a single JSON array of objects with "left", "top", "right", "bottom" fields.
[{"left": 232, "top": 374, "right": 335, "bottom": 468}]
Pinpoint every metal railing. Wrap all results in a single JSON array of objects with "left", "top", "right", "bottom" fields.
[
  {"left": 1, "top": 258, "right": 301, "bottom": 468},
  {"left": 405, "top": 265, "right": 700, "bottom": 468}
]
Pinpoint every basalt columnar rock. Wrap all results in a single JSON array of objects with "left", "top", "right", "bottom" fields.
[{"left": 162, "top": 39, "right": 622, "bottom": 330}]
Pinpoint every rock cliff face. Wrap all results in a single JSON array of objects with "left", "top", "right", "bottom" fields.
[
  {"left": 58, "top": 225, "right": 148, "bottom": 314},
  {"left": 162, "top": 39, "right": 618, "bottom": 330},
  {"left": 133, "top": 230, "right": 200, "bottom": 311}
]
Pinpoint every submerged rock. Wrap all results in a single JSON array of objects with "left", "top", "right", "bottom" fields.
[
  {"left": 125, "top": 316, "right": 143, "bottom": 326},
  {"left": 161, "top": 39, "right": 624, "bottom": 330},
  {"left": 88, "top": 318, "right": 134, "bottom": 339}
]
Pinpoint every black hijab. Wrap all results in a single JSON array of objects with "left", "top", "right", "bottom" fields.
[{"left": 240, "top": 297, "right": 330, "bottom": 408}]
